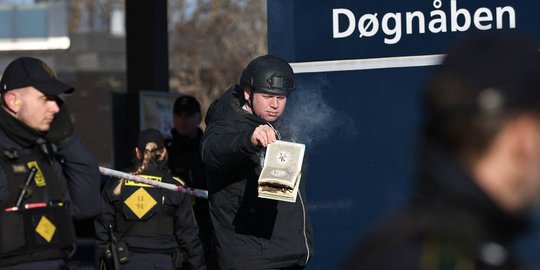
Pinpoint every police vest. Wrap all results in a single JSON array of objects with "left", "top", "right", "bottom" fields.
[
  {"left": 0, "top": 145, "right": 76, "bottom": 264},
  {"left": 114, "top": 173, "right": 183, "bottom": 241}
]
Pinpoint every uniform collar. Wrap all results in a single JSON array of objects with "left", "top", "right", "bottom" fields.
[{"left": 0, "top": 107, "right": 43, "bottom": 147}]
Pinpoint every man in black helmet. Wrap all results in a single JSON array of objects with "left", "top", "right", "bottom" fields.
[
  {"left": 344, "top": 34, "right": 540, "bottom": 270},
  {"left": 201, "top": 55, "right": 313, "bottom": 270}
]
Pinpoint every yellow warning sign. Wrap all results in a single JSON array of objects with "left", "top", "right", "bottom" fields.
[
  {"left": 27, "top": 161, "right": 46, "bottom": 187},
  {"left": 124, "top": 187, "right": 157, "bottom": 219},
  {"left": 35, "top": 216, "right": 56, "bottom": 242}
]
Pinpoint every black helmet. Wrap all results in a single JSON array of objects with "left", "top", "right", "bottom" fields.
[{"left": 240, "top": 55, "right": 296, "bottom": 95}]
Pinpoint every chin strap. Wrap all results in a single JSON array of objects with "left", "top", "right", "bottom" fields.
[{"left": 246, "top": 89, "right": 258, "bottom": 118}]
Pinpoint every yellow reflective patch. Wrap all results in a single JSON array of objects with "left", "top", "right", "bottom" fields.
[
  {"left": 11, "top": 164, "right": 27, "bottom": 173},
  {"left": 124, "top": 175, "right": 162, "bottom": 187},
  {"left": 124, "top": 187, "right": 157, "bottom": 219},
  {"left": 27, "top": 161, "right": 45, "bottom": 187},
  {"left": 35, "top": 215, "right": 56, "bottom": 242}
]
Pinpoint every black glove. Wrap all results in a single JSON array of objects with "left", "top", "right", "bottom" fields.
[{"left": 45, "top": 99, "right": 74, "bottom": 146}]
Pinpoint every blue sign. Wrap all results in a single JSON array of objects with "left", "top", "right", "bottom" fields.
[
  {"left": 268, "top": 1, "right": 540, "bottom": 270},
  {"left": 271, "top": 0, "right": 540, "bottom": 62}
]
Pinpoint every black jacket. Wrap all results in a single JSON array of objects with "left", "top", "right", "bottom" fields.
[
  {"left": 166, "top": 128, "right": 215, "bottom": 263},
  {"left": 166, "top": 128, "right": 206, "bottom": 190},
  {"left": 0, "top": 109, "right": 101, "bottom": 265},
  {"left": 0, "top": 117, "right": 101, "bottom": 219},
  {"left": 201, "top": 86, "right": 313, "bottom": 270},
  {"left": 94, "top": 163, "right": 206, "bottom": 270},
  {"left": 166, "top": 127, "right": 212, "bottom": 234},
  {"left": 344, "top": 141, "right": 530, "bottom": 270}
]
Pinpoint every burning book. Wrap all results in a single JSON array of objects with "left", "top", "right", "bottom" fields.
[{"left": 258, "top": 140, "right": 305, "bottom": 203}]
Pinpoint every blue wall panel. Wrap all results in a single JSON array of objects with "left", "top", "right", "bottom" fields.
[{"left": 268, "top": 1, "right": 540, "bottom": 269}]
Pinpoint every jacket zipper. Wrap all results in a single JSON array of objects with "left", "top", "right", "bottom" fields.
[{"left": 299, "top": 190, "right": 310, "bottom": 265}]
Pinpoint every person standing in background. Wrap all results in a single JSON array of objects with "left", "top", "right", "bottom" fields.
[{"left": 166, "top": 95, "right": 216, "bottom": 269}]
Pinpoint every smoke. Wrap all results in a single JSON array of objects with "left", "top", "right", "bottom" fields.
[{"left": 282, "top": 76, "right": 356, "bottom": 147}]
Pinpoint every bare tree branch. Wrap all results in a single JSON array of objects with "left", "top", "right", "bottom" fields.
[{"left": 169, "top": 0, "right": 268, "bottom": 123}]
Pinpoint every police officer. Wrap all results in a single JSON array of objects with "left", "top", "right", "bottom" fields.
[
  {"left": 0, "top": 57, "right": 101, "bottom": 269},
  {"left": 201, "top": 55, "right": 313, "bottom": 270},
  {"left": 95, "top": 128, "right": 205, "bottom": 270},
  {"left": 167, "top": 95, "right": 205, "bottom": 186},
  {"left": 166, "top": 95, "right": 216, "bottom": 269},
  {"left": 344, "top": 34, "right": 540, "bottom": 270}
]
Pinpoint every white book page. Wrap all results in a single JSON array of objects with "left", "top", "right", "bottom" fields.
[{"left": 259, "top": 140, "right": 305, "bottom": 186}]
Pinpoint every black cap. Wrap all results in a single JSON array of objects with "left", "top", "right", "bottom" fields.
[
  {"left": 173, "top": 95, "right": 201, "bottom": 115},
  {"left": 0, "top": 57, "right": 74, "bottom": 95},
  {"left": 137, "top": 128, "right": 165, "bottom": 151},
  {"left": 429, "top": 33, "right": 540, "bottom": 116}
]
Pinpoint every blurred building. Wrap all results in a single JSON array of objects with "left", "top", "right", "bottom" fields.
[{"left": 0, "top": 1, "right": 127, "bottom": 168}]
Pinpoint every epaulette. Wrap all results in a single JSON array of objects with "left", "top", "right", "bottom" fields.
[{"left": 172, "top": 176, "right": 185, "bottom": 186}]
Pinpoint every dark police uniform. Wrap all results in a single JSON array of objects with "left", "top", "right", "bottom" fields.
[
  {"left": 0, "top": 116, "right": 101, "bottom": 269},
  {"left": 95, "top": 163, "right": 205, "bottom": 270},
  {"left": 0, "top": 56, "right": 101, "bottom": 269}
]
